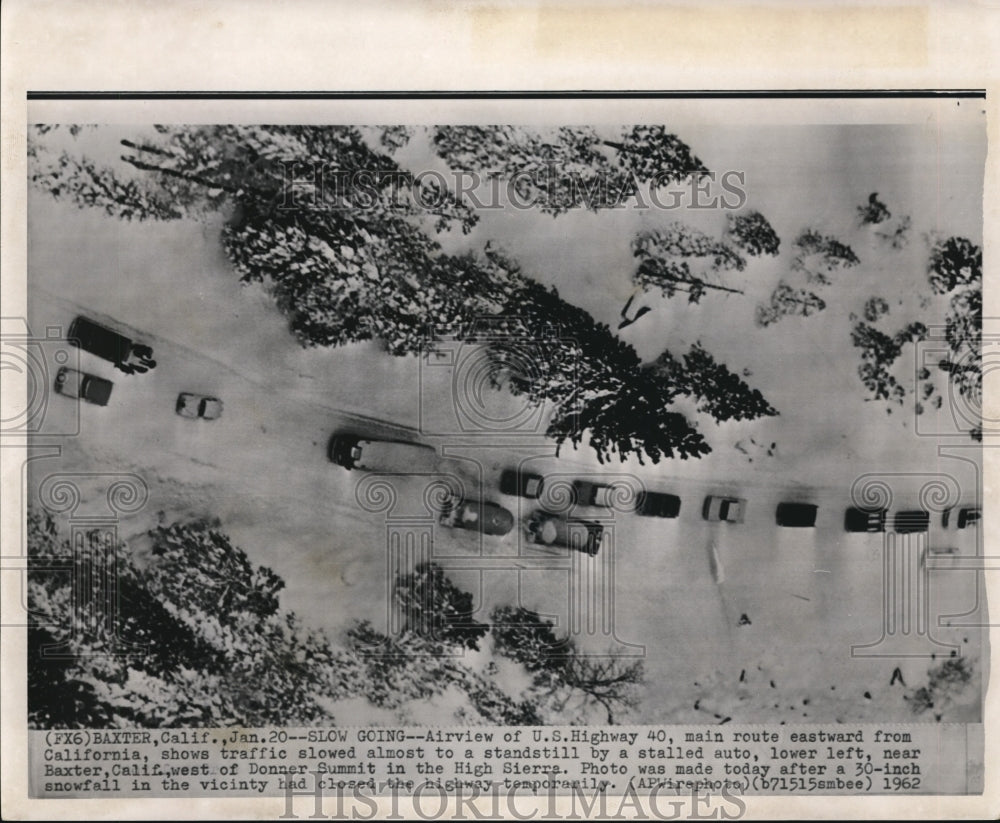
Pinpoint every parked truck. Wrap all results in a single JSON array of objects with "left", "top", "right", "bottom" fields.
[
  {"left": 68, "top": 315, "right": 155, "bottom": 371},
  {"left": 328, "top": 433, "right": 439, "bottom": 473}
]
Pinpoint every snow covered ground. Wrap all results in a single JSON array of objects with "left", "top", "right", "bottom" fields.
[{"left": 22, "top": 115, "right": 986, "bottom": 725}]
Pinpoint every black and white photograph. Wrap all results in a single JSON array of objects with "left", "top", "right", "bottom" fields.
[
  {"left": 14, "top": 99, "right": 986, "bottom": 777},
  {"left": 1, "top": 3, "right": 997, "bottom": 820}
]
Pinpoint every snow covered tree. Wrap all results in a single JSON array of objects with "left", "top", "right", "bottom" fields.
[
  {"left": 431, "top": 125, "right": 631, "bottom": 216},
  {"left": 479, "top": 279, "right": 711, "bottom": 463},
  {"left": 726, "top": 210, "right": 781, "bottom": 256},
  {"left": 928, "top": 236, "right": 981, "bottom": 295},
  {"left": 850, "top": 320, "right": 927, "bottom": 408},
  {"left": 755, "top": 281, "right": 827, "bottom": 327},
  {"left": 605, "top": 125, "right": 708, "bottom": 185},
  {"left": 491, "top": 606, "right": 644, "bottom": 724},
  {"left": 941, "top": 287, "right": 982, "bottom": 406},
  {"left": 863, "top": 296, "right": 890, "bottom": 323},
  {"left": 630, "top": 224, "right": 746, "bottom": 305},
  {"left": 647, "top": 343, "right": 777, "bottom": 422},
  {"left": 27, "top": 507, "right": 543, "bottom": 727},
  {"left": 431, "top": 125, "right": 706, "bottom": 216},
  {"left": 875, "top": 215, "right": 912, "bottom": 250},
  {"left": 27, "top": 512, "right": 353, "bottom": 727},
  {"left": 851, "top": 322, "right": 905, "bottom": 405},
  {"left": 394, "top": 562, "right": 489, "bottom": 650},
  {"left": 925, "top": 237, "right": 981, "bottom": 425},
  {"left": 858, "top": 192, "right": 891, "bottom": 225},
  {"left": 790, "top": 228, "right": 860, "bottom": 284},
  {"left": 374, "top": 125, "right": 414, "bottom": 153},
  {"left": 31, "top": 124, "right": 479, "bottom": 232}
]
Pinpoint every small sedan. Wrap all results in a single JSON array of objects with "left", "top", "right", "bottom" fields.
[
  {"left": 703, "top": 495, "right": 746, "bottom": 523},
  {"left": 54, "top": 367, "right": 113, "bottom": 406},
  {"left": 894, "top": 510, "right": 930, "bottom": 534},
  {"left": 176, "top": 393, "right": 223, "bottom": 420},
  {"left": 499, "top": 469, "right": 544, "bottom": 499},
  {"left": 957, "top": 507, "right": 981, "bottom": 529},
  {"left": 573, "top": 480, "right": 615, "bottom": 508},
  {"left": 436, "top": 494, "right": 514, "bottom": 536},
  {"left": 776, "top": 502, "right": 818, "bottom": 528},
  {"left": 635, "top": 491, "right": 681, "bottom": 518},
  {"left": 844, "top": 507, "right": 887, "bottom": 533}
]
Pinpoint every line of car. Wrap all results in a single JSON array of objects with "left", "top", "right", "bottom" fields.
[
  {"left": 327, "top": 435, "right": 982, "bottom": 557},
  {"left": 54, "top": 315, "right": 223, "bottom": 420},
  {"left": 56, "top": 315, "right": 981, "bottom": 557}
]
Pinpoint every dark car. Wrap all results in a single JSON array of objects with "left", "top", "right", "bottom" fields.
[
  {"left": 844, "top": 507, "right": 887, "bottom": 533},
  {"left": 957, "top": 507, "right": 981, "bottom": 529},
  {"left": 54, "top": 367, "right": 113, "bottom": 406},
  {"left": 894, "top": 510, "right": 930, "bottom": 534},
  {"left": 499, "top": 469, "right": 544, "bottom": 499},
  {"left": 572, "top": 480, "right": 615, "bottom": 508},
  {"left": 436, "top": 494, "right": 514, "bottom": 536},
  {"left": 635, "top": 491, "right": 681, "bottom": 518},
  {"left": 776, "top": 502, "right": 818, "bottom": 528}
]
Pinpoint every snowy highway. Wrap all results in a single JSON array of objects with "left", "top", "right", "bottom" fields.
[{"left": 25, "top": 286, "right": 983, "bottom": 726}]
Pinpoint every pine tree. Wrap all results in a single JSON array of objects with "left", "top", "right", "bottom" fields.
[
  {"left": 727, "top": 210, "right": 781, "bottom": 256},
  {"left": 925, "top": 237, "right": 981, "bottom": 422},
  {"left": 755, "top": 282, "right": 827, "bottom": 327},
  {"left": 631, "top": 224, "right": 745, "bottom": 305},
  {"left": 942, "top": 287, "right": 982, "bottom": 406},
  {"left": 432, "top": 125, "right": 706, "bottom": 216},
  {"left": 857, "top": 192, "right": 891, "bottom": 226},
  {"left": 928, "top": 236, "right": 981, "bottom": 295},
  {"left": 27, "top": 509, "right": 542, "bottom": 727},
  {"left": 490, "top": 606, "right": 644, "bottom": 724},
  {"left": 648, "top": 343, "right": 777, "bottom": 422},
  {"left": 394, "top": 562, "right": 489, "bottom": 650},
  {"left": 850, "top": 320, "right": 927, "bottom": 407}
]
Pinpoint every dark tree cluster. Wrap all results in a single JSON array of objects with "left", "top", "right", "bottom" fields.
[
  {"left": 928, "top": 236, "right": 981, "bottom": 295},
  {"left": 726, "top": 210, "right": 781, "bottom": 257},
  {"left": 790, "top": 228, "right": 861, "bottom": 285},
  {"left": 755, "top": 226, "right": 859, "bottom": 327},
  {"left": 645, "top": 343, "right": 778, "bottom": 423},
  {"left": 28, "top": 511, "right": 360, "bottom": 727},
  {"left": 857, "top": 192, "right": 891, "bottom": 226},
  {"left": 431, "top": 125, "right": 707, "bottom": 216},
  {"left": 849, "top": 319, "right": 929, "bottom": 411},
  {"left": 926, "top": 237, "right": 982, "bottom": 432},
  {"left": 491, "top": 606, "right": 644, "bottom": 724},
  {"left": 27, "top": 512, "right": 543, "bottom": 728},
  {"left": 475, "top": 279, "right": 715, "bottom": 463},
  {"left": 630, "top": 224, "right": 746, "bottom": 305}
]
